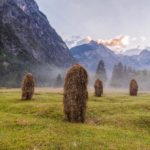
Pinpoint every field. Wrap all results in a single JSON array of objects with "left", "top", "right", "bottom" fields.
[{"left": 0, "top": 88, "right": 150, "bottom": 150}]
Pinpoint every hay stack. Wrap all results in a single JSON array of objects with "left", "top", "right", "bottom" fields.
[
  {"left": 63, "top": 64, "right": 88, "bottom": 123},
  {"left": 94, "top": 79, "right": 103, "bottom": 97},
  {"left": 22, "top": 73, "right": 35, "bottom": 100},
  {"left": 129, "top": 79, "right": 138, "bottom": 96}
]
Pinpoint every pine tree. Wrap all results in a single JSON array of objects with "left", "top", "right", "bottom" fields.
[
  {"left": 95, "top": 60, "right": 107, "bottom": 83},
  {"left": 54, "top": 74, "right": 63, "bottom": 87},
  {"left": 110, "top": 62, "right": 125, "bottom": 88}
]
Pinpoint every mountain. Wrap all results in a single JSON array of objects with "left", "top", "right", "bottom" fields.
[
  {"left": 70, "top": 41, "right": 119, "bottom": 71},
  {"left": 123, "top": 48, "right": 143, "bottom": 56},
  {"left": 119, "top": 49, "right": 150, "bottom": 69},
  {"left": 70, "top": 41, "right": 150, "bottom": 72},
  {"left": 0, "top": 0, "right": 75, "bottom": 87},
  {"left": 136, "top": 50, "right": 150, "bottom": 68}
]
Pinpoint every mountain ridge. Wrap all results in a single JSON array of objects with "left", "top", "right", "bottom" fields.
[
  {"left": 70, "top": 41, "right": 150, "bottom": 71},
  {"left": 1, "top": 0, "right": 75, "bottom": 66},
  {"left": 0, "top": 0, "right": 75, "bottom": 87}
]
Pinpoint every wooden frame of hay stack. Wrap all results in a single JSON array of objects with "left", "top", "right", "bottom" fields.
[{"left": 63, "top": 64, "right": 88, "bottom": 123}]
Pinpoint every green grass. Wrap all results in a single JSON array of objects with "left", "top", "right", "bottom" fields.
[{"left": 0, "top": 89, "right": 150, "bottom": 150}]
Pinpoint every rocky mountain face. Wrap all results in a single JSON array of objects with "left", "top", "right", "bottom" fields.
[
  {"left": 70, "top": 41, "right": 150, "bottom": 72},
  {"left": 0, "top": 0, "right": 75, "bottom": 87}
]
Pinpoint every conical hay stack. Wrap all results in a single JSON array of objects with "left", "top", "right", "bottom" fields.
[
  {"left": 22, "top": 73, "right": 35, "bottom": 100},
  {"left": 63, "top": 64, "right": 88, "bottom": 123},
  {"left": 129, "top": 79, "right": 138, "bottom": 96},
  {"left": 94, "top": 79, "right": 103, "bottom": 97}
]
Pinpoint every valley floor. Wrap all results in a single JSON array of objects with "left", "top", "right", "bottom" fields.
[{"left": 0, "top": 89, "right": 150, "bottom": 150}]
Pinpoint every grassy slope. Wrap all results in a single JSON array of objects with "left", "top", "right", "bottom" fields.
[{"left": 0, "top": 89, "right": 150, "bottom": 150}]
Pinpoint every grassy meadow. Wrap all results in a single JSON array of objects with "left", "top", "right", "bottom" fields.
[{"left": 0, "top": 88, "right": 150, "bottom": 150}]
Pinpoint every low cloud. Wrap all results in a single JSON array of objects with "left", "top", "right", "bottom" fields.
[
  {"left": 65, "top": 35, "right": 131, "bottom": 51},
  {"left": 97, "top": 35, "right": 130, "bottom": 50},
  {"left": 66, "top": 35, "right": 147, "bottom": 52},
  {"left": 76, "top": 36, "right": 92, "bottom": 45},
  {"left": 140, "top": 36, "right": 146, "bottom": 42},
  {"left": 65, "top": 36, "right": 92, "bottom": 48}
]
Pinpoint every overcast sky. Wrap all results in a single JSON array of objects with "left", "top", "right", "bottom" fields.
[{"left": 36, "top": 0, "right": 150, "bottom": 50}]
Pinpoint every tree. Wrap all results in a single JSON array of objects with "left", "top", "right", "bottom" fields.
[
  {"left": 110, "top": 62, "right": 138, "bottom": 88},
  {"left": 54, "top": 74, "right": 63, "bottom": 87},
  {"left": 110, "top": 62, "right": 125, "bottom": 88},
  {"left": 95, "top": 60, "right": 107, "bottom": 83}
]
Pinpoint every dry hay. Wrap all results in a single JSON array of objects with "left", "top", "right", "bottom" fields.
[
  {"left": 22, "top": 73, "right": 35, "bottom": 100},
  {"left": 94, "top": 79, "right": 103, "bottom": 97},
  {"left": 129, "top": 79, "right": 138, "bottom": 96},
  {"left": 63, "top": 64, "right": 88, "bottom": 123}
]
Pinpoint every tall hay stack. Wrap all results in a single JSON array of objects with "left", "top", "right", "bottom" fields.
[
  {"left": 94, "top": 79, "right": 103, "bottom": 97},
  {"left": 22, "top": 73, "right": 35, "bottom": 100},
  {"left": 129, "top": 79, "right": 138, "bottom": 96},
  {"left": 63, "top": 64, "right": 88, "bottom": 123}
]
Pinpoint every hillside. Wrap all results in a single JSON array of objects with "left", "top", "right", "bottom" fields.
[
  {"left": 0, "top": 89, "right": 150, "bottom": 149},
  {"left": 0, "top": 0, "right": 75, "bottom": 87}
]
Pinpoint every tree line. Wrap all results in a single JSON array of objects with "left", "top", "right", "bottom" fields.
[{"left": 95, "top": 60, "right": 150, "bottom": 90}]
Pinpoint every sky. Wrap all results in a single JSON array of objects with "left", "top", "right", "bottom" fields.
[{"left": 36, "top": 0, "right": 150, "bottom": 51}]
